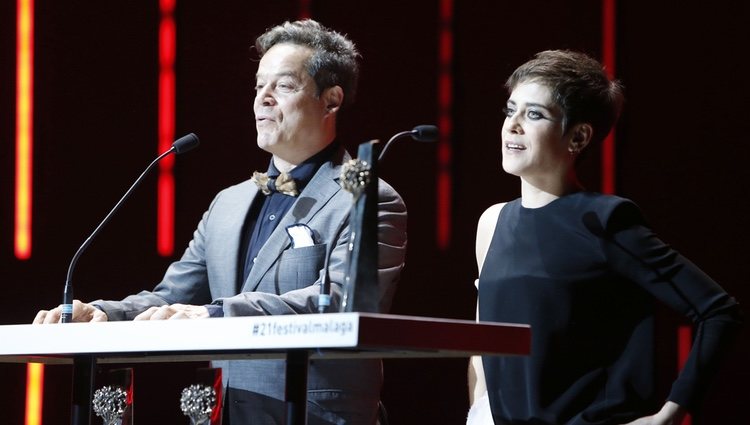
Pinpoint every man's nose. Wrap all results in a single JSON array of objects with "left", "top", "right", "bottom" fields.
[{"left": 255, "top": 86, "right": 275, "bottom": 107}]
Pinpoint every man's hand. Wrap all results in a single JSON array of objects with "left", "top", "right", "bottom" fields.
[
  {"left": 33, "top": 299, "right": 108, "bottom": 324},
  {"left": 134, "top": 304, "right": 209, "bottom": 320}
]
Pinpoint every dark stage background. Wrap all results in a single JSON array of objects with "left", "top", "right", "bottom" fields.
[{"left": 1, "top": 1, "right": 748, "bottom": 424}]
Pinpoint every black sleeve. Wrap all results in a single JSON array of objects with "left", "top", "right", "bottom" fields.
[{"left": 603, "top": 201, "right": 742, "bottom": 411}]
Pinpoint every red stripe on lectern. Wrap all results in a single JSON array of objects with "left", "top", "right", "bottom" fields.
[
  {"left": 437, "top": 0, "right": 453, "bottom": 250},
  {"left": 25, "top": 363, "right": 44, "bottom": 425},
  {"left": 158, "top": 0, "right": 177, "bottom": 256},
  {"left": 601, "top": 0, "right": 616, "bottom": 194},
  {"left": 15, "top": 0, "right": 34, "bottom": 260}
]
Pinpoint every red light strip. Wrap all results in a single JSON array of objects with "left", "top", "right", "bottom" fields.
[
  {"left": 602, "top": 5, "right": 690, "bottom": 423},
  {"left": 24, "top": 363, "right": 44, "bottom": 425},
  {"left": 17, "top": 0, "right": 43, "bottom": 422},
  {"left": 437, "top": 0, "right": 454, "bottom": 250},
  {"left": 158, "top": 0, "right": 177, "bottom": 256},
  {"left": 677, "top": 325, "right": 693, "bottom": 425},
  {"left": 601, "top": 0, "right": 616, "bottom": 194},
  {"left": 298, "top": 0, "right": 311, "bottom": 19},
  {"left": 15, "top": 0, "right": 34, "bottom": 260}
]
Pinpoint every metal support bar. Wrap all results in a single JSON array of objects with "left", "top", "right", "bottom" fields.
[
  {"left": 285, "top": 350, "right": 309, "bottom": 425},
  {"left": 71, "top": 355, "right": 95, "bottom": 425}
]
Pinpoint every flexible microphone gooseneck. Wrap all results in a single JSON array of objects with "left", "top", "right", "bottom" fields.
[
  {"left": 317, "top": 126, "right": 437, "bottom": 313},
  {"left": 60, "top": 133, "right": 200, "bottom": 323},
  {"left": 377, "top": 124, "right": 438, "bottom": 162}
]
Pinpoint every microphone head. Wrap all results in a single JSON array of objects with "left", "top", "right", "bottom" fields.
[
  {"left": 172, "top": 133, "right": 200, "bottom": 154},
  {"left": 379, "top": 125, "right": 439, "bottom": 162},
  {"left": 410, "top": 125, "right": 438, "bottom": 142}
]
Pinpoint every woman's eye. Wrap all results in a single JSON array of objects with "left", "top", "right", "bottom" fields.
[
  {"left": 502, "top": 107, "right": 515, "bottom": 118},
  {"left": 527, "top": 110, "right": 544, "bottom": 120}
]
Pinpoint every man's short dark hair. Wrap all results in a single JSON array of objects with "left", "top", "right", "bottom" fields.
[{"left": 256, "top": 19, "right": 361, "bottom": 108}]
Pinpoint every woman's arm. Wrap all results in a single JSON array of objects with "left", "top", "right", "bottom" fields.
[{"left": 468, "top": 203, "right": 505, "bottom": 404}]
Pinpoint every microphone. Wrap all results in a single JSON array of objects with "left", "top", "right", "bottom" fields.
[
  {"left": 172, "top": 132, "right": 200, "bottom": 154},
  {"left": 378, "top": 124, "right": 438, "bottom": 162},
  {"left": 60, "top": 133, "right": 200, "bottom": 323}
]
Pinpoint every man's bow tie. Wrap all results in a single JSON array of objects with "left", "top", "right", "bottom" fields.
[{"left": 251, "top": 171, "right": 299, "bottom": 196}]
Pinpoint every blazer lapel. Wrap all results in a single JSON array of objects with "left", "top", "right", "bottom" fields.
[
  {"left": 211, "top": 181, "right": 259, "bottom": 298},
  {"left": 242, "top": 153, "right": 347, "bottom": 292}
]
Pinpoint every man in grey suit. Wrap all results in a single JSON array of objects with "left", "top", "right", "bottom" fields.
[{"left": 34, "top": 19, "right": 407, "bottom": 425}]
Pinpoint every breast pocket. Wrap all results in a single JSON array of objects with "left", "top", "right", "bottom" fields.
[{"left": 273, "top": 243, "right": 327, "bottom": 294}]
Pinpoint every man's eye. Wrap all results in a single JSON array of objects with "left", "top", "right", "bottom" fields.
[{"left": 277, "top": 83, "right": 295, "bottom": 91}]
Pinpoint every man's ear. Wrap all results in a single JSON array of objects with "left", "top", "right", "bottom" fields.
[
  {"left": 322, "top": 86, "right": 344, "bottom": 114},
  {"left": 568, "top": 123, "right": 593, "bottom": 154}
]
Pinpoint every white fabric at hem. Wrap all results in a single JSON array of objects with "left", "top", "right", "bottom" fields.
[{"left": 466, "top": 392, "right": 493, "bottom": 425}]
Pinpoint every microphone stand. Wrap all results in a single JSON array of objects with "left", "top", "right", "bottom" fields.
[
  {"left": 61, "top": 133, "right": 198, "bottom": 323},
  {"left": 331, "top": 125, "right": 437, "bottom": 313},
  {"left": 377, "top": 124, "right": 438, "bottom": 162}
]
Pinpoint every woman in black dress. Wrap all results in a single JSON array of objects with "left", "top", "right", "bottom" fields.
[{"left": 468, "top": 50, "right": 741, "bottom": 425}]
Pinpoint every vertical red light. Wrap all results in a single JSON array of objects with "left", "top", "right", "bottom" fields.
[
  {"left": 25, "top": 363, "right": 44, "bottom": 425},
  {"left": 603, "top": 4, "right": 690, "bottom": 424},
  {"left": 437, "top": 0, "right": 454, "bottom": 250},
  {"left": 298, "top": 0, "right": 311, "bottom": 19},
  {"left": 158, "top": 0, "right": 177, "bottom": 256},
  {"left": 678, "top": 325, "right": 693, "bottom": 425},
  {"left": 601, "top": 0, "right": 616, "bottom": 195},
  {"left": 15, "top": 0, "right": 34, "bottom": 260},
  {"left": 17, "top": 0, "right": 44, "bottom": 422}
]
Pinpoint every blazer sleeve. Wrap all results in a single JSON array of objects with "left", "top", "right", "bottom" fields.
[{"left": 90, "top": 194, "right": 220, "bottom": 320}]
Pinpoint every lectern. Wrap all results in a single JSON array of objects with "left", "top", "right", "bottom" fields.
[{"left": 0, "top": 313, "right": 530, "bottom": 425}]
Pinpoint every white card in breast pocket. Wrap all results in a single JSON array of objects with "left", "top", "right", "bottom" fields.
[{"left": 285, "top": 223, "right": 315, "bottom": 248}]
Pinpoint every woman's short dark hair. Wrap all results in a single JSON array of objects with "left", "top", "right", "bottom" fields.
[
  {"left": 506, "top": 50, "right": 624, "bottom": 145},
  {"left": 255, "top": 19, "right": 361, "bottom": 108}
]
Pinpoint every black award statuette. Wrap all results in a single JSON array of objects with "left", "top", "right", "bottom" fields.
[{"left": 339, "top": 140, "right": 381, "bottom": 313}]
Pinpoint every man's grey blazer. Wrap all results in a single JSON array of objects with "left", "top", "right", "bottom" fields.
[{"left": 93, "top": 148, "right": 407, "bottom": 424}]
